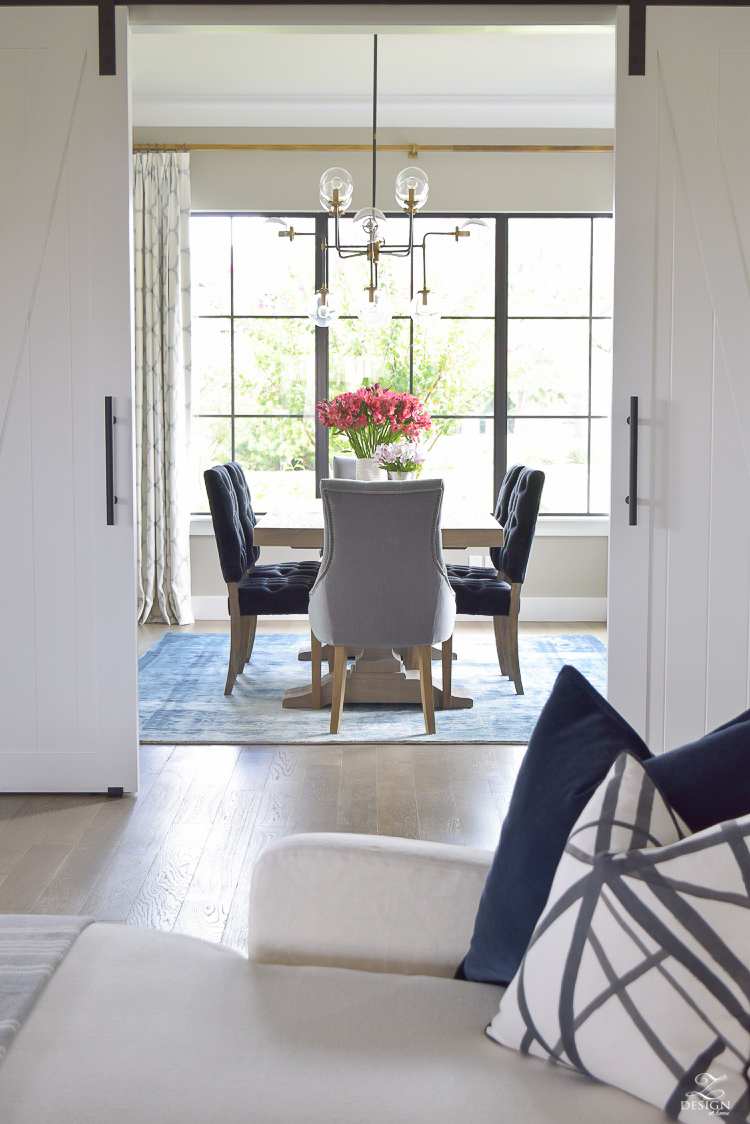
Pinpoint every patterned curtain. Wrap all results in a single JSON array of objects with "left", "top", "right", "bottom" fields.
[{"left": 133, "top": 152, "right": 194, "bottom": 625}]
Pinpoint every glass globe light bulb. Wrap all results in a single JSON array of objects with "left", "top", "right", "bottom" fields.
[
  {"left": 410, "top": 290, "right": 442, "bottom": 322},
  {"left": 319, "top": 167, "right": 354, "bottom": 212},
  {"left": 459, "top": 217, "right": 490, "bottom": 244},
  {"left": 356, "top": 289, "right": 393, "bottom": 327},
  {"left": 353, "top": 207, "right": 387, "bottom": 244},
  {"left": 395, "top": 166, "right": 429, "bottom": 211},
  {"left": 307, "top": 289, "right": 340, "bottom": 328}
]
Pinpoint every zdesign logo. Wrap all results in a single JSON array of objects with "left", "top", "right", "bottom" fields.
[{"left": 681, "top": 1072, "right": 731, "bottom": 1117}]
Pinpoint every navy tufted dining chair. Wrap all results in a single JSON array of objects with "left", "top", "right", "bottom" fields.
[
  {"left": 204, "top": 464, "right": 320, "bottom": 695},
  {"left": 447, "top": 466, "right": 544, "bottom": 695}
]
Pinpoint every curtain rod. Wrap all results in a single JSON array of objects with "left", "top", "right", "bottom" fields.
[{"left": 132, "top": 143, "right": 613, "bottom": 154}]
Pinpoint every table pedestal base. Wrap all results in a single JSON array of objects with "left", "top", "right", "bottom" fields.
[{"left": 283, "top": 647, "right": 473, "bottom": 710}]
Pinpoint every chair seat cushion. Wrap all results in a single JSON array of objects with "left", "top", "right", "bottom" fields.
[
  {"left": 236, "top": 561, "right": 319, "bottom": 615},
  {"left": 447, "top": 565, "right": 511, "bottom": 616},
  {"left": 0, "top": 923, "right": 666, "bottom": 1124}
]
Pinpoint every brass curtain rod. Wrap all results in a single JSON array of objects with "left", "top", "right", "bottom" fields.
[{"left": 132, "top": 143, "right": 613, "bottom": 154}]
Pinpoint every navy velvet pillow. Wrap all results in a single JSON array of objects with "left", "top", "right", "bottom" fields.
[
  {"left": 458, "top": 666, "right": 750, "bottom": 986},
  {"left": 457, "top": 665, "right": 651, "bottom": 986},
  {"left": 646, "top": 704, "right": 750, "bottom": 832}
]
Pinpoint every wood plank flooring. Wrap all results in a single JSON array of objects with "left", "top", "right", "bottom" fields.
[
  {"left": 0, "top": 742, "right": 525, "bottom": 954},
  {"left": 0, "top": 621, "right": 605, "bottom": 955}
]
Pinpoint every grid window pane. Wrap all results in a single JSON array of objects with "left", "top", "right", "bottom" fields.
[
  {"left": 234, "top": 318, "right": 316, "bottom": 415},
  {"left": 413, "top": 319, "right": 494, "bottom": 416},
  {"left": 508, "top": 217, "right": 591, "bottom": 317},
  {"left": 190, "top": 216, "right": 231, "bottom": 316},
  {"left": 425, "top": 417, "right": 494, "bottom": 510},
  {"left": 412, "top": 216, "right": 496, "bottom": 317},
  {"left": 192, "top": 318, "right": 232, "bottom": 415},
  {"left": 508, "top": 318, "right": 591, "bottom": 417},
  {"left": 507, "top": 418, "right": 589, "bottom": 514},
  {"left": 592, "top": 217, "right": 615, "bottom": 317},
  {"left": 589, "top": 417, "right": 611, "bottom": 514},
  {"left": 232, "top": 216, "right": 315, "bottom": 316},
  {"left": 234, "top": 418, "right": 316, "bottom": 509},
  {"left": 328, "top": 318, "right": 411, "bottom": 397},
  {"left": 191, "top": 416, "right": 232, "bottom": 513},
  {"left": 591, "top": 318, "right": 613, "bottom": 417},
  {"left": 328, "top": 216, "right": 413, "bottom": 316}
]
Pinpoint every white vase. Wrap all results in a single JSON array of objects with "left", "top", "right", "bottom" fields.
[
  {"left": 355, "top": 457, "right": 381, "bottom": 481},
  {"left": 387, "top": 470, "right": 416, "bottom": 481}
]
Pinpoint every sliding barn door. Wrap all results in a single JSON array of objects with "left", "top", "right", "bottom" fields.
[
  {"left": 0, "top": 7, "right": 138, "bottom": 791},
  {"left": 608, "top": 6, "right": 750, "bottom": 751}
]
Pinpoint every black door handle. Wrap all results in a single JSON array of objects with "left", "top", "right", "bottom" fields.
[
  {"left": 105, "top": 396, "right": 118, "bottom": 525},
  {"left": 626, "top": 396, "right": 638, "bottom": 526}
]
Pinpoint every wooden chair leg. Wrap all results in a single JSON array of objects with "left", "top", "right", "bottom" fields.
[
  {"left": 225, "top": 616, "right": 243, "bottom": 695},
  {"left": 493, "top": 615, "right": 507, "bottom": 674},
  {"left": 508, "top": 628, "right": 523, "bottom": 693},
  {"left": 311, "top": 631, "right": 322, "bottom": 709},
  {"left": 330, "top": 645, "right": 348, "bottom": 734},
  {"left": 493, "top": 615, "right": 511, "bottom": 677},
  {"left": 244, "top": 615, "right": 257, "bottom": 665},
  {"left": 441, "top": 636, "right": 453, "bottom": 710},
  {"left": 417, "top": 646, "right": 436, "bottom": 734},
  {"left": 506, "top": 593, "right": 523, "bottom": 694}
]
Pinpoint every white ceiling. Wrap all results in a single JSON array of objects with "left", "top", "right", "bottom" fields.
[{"left": 130, "top": 26, "right": 616, "bottom": 130}]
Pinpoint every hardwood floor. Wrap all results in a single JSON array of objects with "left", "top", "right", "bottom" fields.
[
  {"left": 0, "top": 742, "right": 524, "bottom": 954},
  {"left": 0, "top": 620, "right": 605, "bottom": 956}
]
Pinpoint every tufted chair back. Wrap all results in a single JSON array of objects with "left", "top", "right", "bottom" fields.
[
  {"left": 204, "top": 465, "right": 249, "bottom": 583},
  {"left": 308, "top": 478, "right": 455, "bottom": 650},
  {"left": 493, "top": 464, "right": 524, "bottom": 527},
  {"left": 490, "top": 467, "right": 545, "bottom": 583},
  {"left": 225, "top": 461, "right": 260, "bottom": 563}
]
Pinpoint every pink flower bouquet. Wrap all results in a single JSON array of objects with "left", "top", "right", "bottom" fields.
[{"left": 316, "top": 383, "right": 431, "bottom": 459}]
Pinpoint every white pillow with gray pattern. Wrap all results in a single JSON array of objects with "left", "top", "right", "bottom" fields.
[{"left": 488, "top": 751, "right": 750, "bottom": 1123}]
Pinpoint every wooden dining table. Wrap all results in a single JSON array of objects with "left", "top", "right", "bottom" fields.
[{"left": 253, "top": 500, "right": 503, "bottom": 712}]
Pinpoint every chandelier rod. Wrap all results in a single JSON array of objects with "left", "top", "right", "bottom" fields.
[{"left": 371, "top": 35, "right": 378, "bottom": 213}]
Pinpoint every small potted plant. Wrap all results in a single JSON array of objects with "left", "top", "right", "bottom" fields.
[
  {"left": 374, "top": 439, "right": 426, "bottom": 480},
  {"left": 316, "top": 383, "right": 431, "bottom": 480}
]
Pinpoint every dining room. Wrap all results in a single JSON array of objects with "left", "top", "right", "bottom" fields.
[{"left": 132, "top": 15, "right": 612, "bottom": 758}]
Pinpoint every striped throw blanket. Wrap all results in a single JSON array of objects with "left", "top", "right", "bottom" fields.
[{"left": 0, "top": 915, "right": 93, "bottom": 1063}]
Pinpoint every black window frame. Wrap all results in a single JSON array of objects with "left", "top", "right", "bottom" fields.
[{"left": 190, "top": 209, "right": 613, "bottom": 516}]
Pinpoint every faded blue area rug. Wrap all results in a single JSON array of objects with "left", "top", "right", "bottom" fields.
[{"left": 138, "top": 632, "right": 606, "bottom": 745}]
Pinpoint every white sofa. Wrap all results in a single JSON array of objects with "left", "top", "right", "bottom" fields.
[{"left": 0, "top": 833, "right": 665, "bottom": 1123}]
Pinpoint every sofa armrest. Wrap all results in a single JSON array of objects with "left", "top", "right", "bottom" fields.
[{"left": 247, "top": 832, "right": 492, "bottom": 977}]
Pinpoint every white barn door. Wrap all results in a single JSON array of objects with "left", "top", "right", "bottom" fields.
[
  {"left": 0, "top": 7, "right": 138, "bottom": 792},
  {"left": 608, "top": 6, "right": 750, "bottom": 751}
]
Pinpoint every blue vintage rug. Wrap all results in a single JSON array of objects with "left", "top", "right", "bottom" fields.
[{"left": 138, "top": 632, "right": 607, "bottom": 745}]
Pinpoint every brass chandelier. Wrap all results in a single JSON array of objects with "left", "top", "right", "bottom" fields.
[{"left": 276, "top": 35, "right": 487, "bottom": 329}]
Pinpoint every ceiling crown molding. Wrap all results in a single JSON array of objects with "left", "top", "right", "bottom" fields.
[{"left": 132, "top": 92, "right": 614, "bottom": 129}]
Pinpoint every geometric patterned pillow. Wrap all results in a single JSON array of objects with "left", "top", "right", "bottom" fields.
[{"left": 487, "top": 752, "right": 750, "bottom": 1123}]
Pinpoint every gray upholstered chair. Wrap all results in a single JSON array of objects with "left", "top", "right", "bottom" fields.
[
  {"left": 332, "top": 454, "right": 357, "bottom": 479},
  {"left": 308, "top": 478, "right": 456, "bottom": 734},
  {"left": 447, "top": 466, "right": 544, "bottom": 695}
]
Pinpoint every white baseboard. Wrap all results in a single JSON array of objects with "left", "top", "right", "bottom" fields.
[
  {"left": 191, "top": 596, "right": 229, "bottom": 621},
  {"left": 519, "top": 597, "right": 607, "bottom": 622},
  {"left": 192, "top": 595, "right": 607, "bottom": 624}
]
